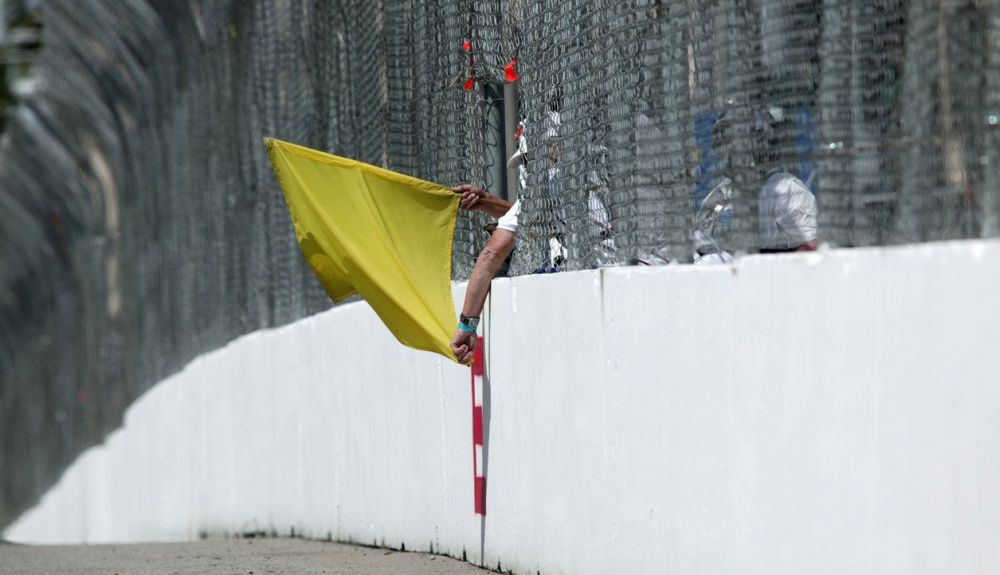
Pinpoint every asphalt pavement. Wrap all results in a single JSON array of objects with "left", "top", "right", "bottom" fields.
[{"left": 0, "top": 538, "right": 490, "bottom": 575}]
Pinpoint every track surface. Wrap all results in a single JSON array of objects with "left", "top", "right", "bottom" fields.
[{"left": 0, "top": 538, "right": 489, "bottom": 574}]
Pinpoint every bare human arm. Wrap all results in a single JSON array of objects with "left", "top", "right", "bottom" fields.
[
  {"left": 450, "top": 228, "right": 516, "bottom": 363},
  {"left": 452, "top": 184, "right": 514, "bottom": 219}
]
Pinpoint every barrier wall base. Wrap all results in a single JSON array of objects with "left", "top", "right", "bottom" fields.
[{"left": 6, "top": 240, "right": 1000, "bottom": 575}]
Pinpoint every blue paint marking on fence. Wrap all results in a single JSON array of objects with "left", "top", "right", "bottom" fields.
[
  {"left": 693, "top": 112, "right": 722, "bottom": 211},
  {"left": 794, "top": 107, "right": 818, "bottom": 193}
]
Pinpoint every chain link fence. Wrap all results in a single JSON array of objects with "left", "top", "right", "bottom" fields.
[{"left": 2, "top": 0, "right": 999, "bottom": 529}]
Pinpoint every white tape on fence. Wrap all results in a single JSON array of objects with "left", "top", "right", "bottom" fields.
[{"left": 6, "top": 240, "right": 1000, "bottom": 575}]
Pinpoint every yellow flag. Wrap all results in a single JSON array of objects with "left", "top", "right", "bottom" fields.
[{"left": 264, "top": 138, "right": 462, "bottom": 363}]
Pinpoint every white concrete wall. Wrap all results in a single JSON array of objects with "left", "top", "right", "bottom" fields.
[{"left": 6, "top": 240, "right": 1000, "bottom": 575}]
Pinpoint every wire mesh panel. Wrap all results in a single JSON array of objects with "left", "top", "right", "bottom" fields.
[{"left": 2, "top": 0, "right": 1000, "bottom": 528}]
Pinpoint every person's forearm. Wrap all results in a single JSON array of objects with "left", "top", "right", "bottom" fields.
[
  {"left": 462, "top": 251, "right": 505, "bottom": 318},
  {"left": 477, "top": 195, "right": 515, "bottom": 219},
  {"left": 462, "top": 231, "right": 514, "bottom": 318}
]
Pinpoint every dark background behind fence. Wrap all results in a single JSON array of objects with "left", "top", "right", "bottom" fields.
[{"left": 1, "top": 0, "right": 998, "bottom": 529}]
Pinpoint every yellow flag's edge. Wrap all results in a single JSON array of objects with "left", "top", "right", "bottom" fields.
[
  {"left": 264, "top": 137, "right": 351, "bottom": 294},
  {"left": 263, "top": 137, "right": 466, "bottom": 365},
  {"left": 265, "top": 138, "right": 455, "bottom": 199},
  {"left": 444, "top": 189, "right": 463, "bottom": 364}
]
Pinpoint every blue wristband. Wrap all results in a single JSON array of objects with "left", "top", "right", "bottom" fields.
[{"left": 457, "top": 322, "right": 477, "bottom": 333}]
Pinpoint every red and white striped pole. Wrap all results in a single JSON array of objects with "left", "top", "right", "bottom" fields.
[{"left": 470, "top": 336, "right": 486, "bottom": 515}]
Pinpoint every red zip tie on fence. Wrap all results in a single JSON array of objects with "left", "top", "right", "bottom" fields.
[
  {"left": 504, "top": 58, "right": 520, "bottom": 83},
  {"left": 460, "top": 39, "right": 476, "bottom": 91}
]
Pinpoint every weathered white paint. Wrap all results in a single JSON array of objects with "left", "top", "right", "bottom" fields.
[{"left": 6, "top": 240, "right": 1000, "bottom": 575}]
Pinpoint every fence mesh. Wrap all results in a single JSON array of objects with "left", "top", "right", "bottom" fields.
[{"left": 1, "top": 0, "right": 999, "bottom": 528}]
